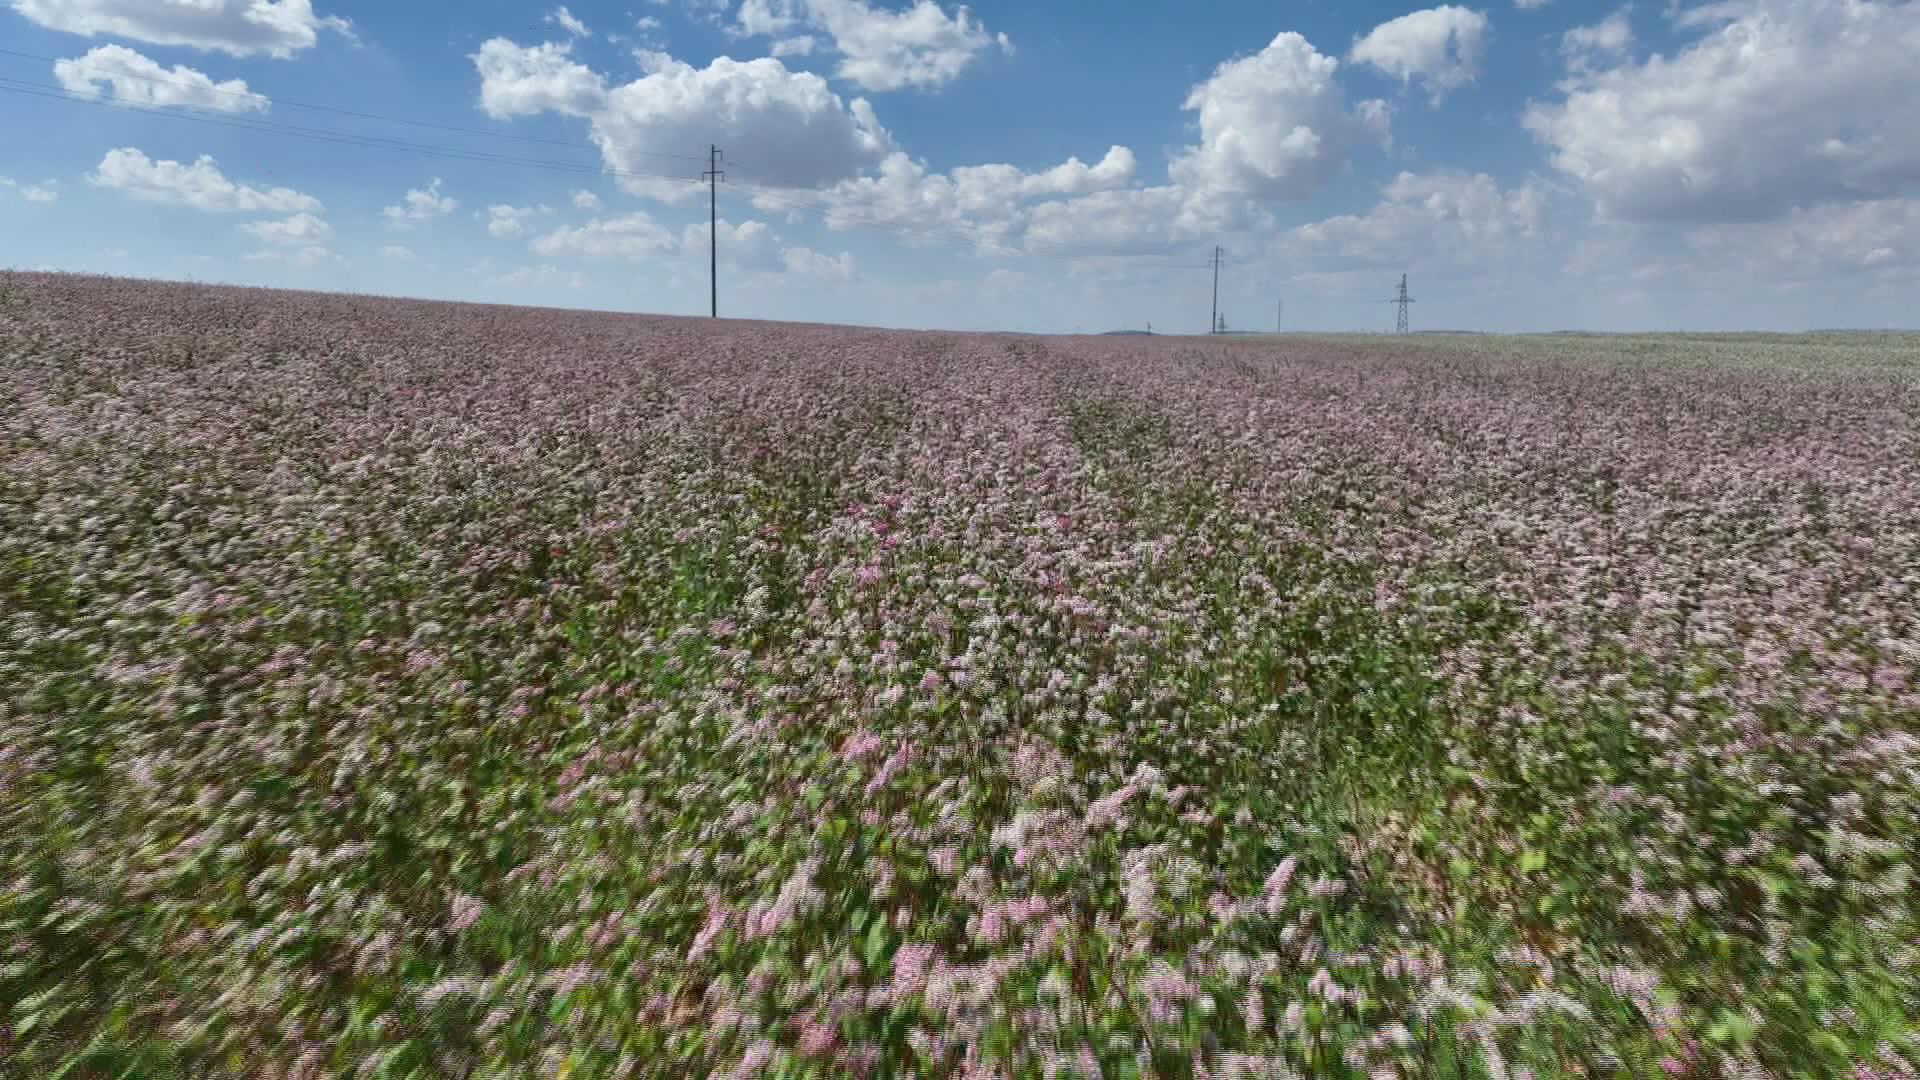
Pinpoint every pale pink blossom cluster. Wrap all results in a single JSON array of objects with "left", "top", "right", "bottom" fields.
[{"left": 2, "top": 274, "right": 1916, "bottom": 1077}]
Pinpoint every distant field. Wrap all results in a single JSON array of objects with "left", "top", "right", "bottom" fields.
[{"left": 3, "top": 272, "right": 1918, "bottom": 1078}]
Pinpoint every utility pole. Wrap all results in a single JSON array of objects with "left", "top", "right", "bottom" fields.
[
  {"left": 1390, "top": 273, "right": 1415, "bottom": 333},
  {"left": 703, "top": 145, "right": 725, "bottom": 318},
  {"left": 1276, "top": 297, "right": 1283, "bottom": 334},
  {"left": 1210, "top": 246, "right": 1223, "bottom": 335}
]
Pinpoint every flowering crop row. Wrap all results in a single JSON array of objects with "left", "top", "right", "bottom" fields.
[{"left": 2, "top": 273, "right": 1917, "bottom": 1078}]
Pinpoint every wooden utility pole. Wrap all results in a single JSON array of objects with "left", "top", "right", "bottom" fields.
[
  {"left": 1210, "top": 246, "right": 1223, "bottom": 334},
  {"left": 703, "top": 145, "right": 725, "bottom": 318}
]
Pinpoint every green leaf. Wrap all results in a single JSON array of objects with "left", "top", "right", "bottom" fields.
[
  {"left": 1519, "top": 850, "right": 1547, "bottom": 873},
  {"left": 1810, "top": 1032, "right": 1851, "bottom": 1060},
  {"left": 1706, "top": 1009, "right": 1757, "bottom": 1047}
]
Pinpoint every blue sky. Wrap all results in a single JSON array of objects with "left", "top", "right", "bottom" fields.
[{"left": 2, "top": 0, "right": 1917, "bottom": 332}]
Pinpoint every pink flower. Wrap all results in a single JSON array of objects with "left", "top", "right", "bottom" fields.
[
  {"left": 1140, "top": 961, "right": 1200, "bottom": 1023},
  {"left": 796, "top": 1015, "right": 837, "bottom": 1056},
  {"left": 448, "top": 894, "right": 484, "bottom": 932},
  {"left": 1262, "top": 856, "right": 1298, "bottom": 904},
  {"left": 928, "top": 845, "right": 961, "bottom": 876},
  {"left": 839, "top": 730, "right": 885, "bottom": 761},
  {"left": 892, "top": 943, "right": 936, "bottom": 996},
  {"left": 686, "top": 901, "right": 731, "bottom": 962},
  {"left": 1084, "top": 783, "right": 1136, "bottom": 828},
  {"left": 865, "top": 742, "right": 916, "bottom": 795}
]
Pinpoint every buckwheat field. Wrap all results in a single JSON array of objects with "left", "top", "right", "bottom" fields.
[{"left": 3, "top": 271, "right": 1918, "bottom": 1079}]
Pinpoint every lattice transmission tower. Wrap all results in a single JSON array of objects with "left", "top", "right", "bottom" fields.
[{"left": 1389, "top": 273, "right": 1415, "bottom": 333}]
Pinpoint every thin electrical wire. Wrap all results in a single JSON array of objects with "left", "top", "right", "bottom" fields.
[
  {"left": 0, "top": 50, "right": 1242, "bottom": 272},
  {"left": 3, "top": 72, "right": 1244, "bottom": 280},
  {"left": 729, "top": 167, "right": 1230, "bottom": 270},
  {"left": 0, "top": 81, "right": 706, "bottom": 189},
  {"left": 2, "top": 76, "right": 1054, "bottom": 258},
  {"left": 723, "top": 161, "right": 1028, "bottom": 253},
  {"left": 732, "top": 181, "right": 1031, "bottom": 258},
  {"left": 0, "top": 45, "right": 709, "bottom": 164},
  {"left": 1, "top": 45, "right": 1280, "bottom": 287}
]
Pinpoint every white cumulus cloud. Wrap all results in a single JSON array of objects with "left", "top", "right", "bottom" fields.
[
  {"left": 950, "top": 146, "right": 1137, "bottom": 207},
  {"left": 682, "top": 219, "right": 856, "bottom": 277},
  {"left": 806, "top": 0, "right": 1006, "bottom": 92},
  {"left": 9, "top": 0, "right": 351, "bottom": 58},
  {"left": 383, "top": 178, "right": 457, "bottom": 223},
  {"left": 1562, "top": 8, "right": 1633, "bottom": 59},
  {"left": 571, "top": 189, "right": 602, "bottom": 211},
  {"left": 240, "top": 211, "right": 330, "bottom": 244},
  {"left": 733, "top": 0, "right": 1007, "bottom": 91},
  {"left": 491, "top": 264, "right": 587, "bottom": 289},
  {"left": 88, "top": 148, "right": 321, "bottom": 212},
  {"left": 1350, "top": 6, "right": 1490, "bottom": 105},
  {"left": 781, "top": 246, "right": 855, "bottom": 278},
  {"left": 533, "top": 211, "right": 853, "bottom": 277},
  {"left": 242, "top": 244, "right": 338, "bottom": 266},
  {"left": 1288, "top": 170, "right": 1545, "bottom": 272},
  {"left": 473, "top": 39, "right": 894, "bottom": 194},
  {"left": 737, "top": 0, "right": 800, "bottom": 35},
  {"left": 1170, "top": 32, "right": 1393, "bottom": 204},
  {"left": 598, "top": 54, "right": 893, "bottom": 190},
  {"left": 680, "top": 218, "right": 783, "bottom": 271},
  {"left": 842, "top": 30, "right": 1396, "bottom": 261},
  {"left": 546, "top": 5, "right": 589, "bottom": 38},
  {"left": 788, "top": 145, "right": 1135, "bottom": 247},
  {"left": 1, "top": 177, "right": 61, "bottom": 202},
  {"left": 487, "top": 204, "right": 554, "bottom": 237},
  {"left": 473, "top": 40, "right": 608, "bottom": 117},
  {"left": 1683, "top": 197, "right": 1920, "bottom": 276},
  {"left": 532, "top": 211, "right": 677, "bottom": 257},
  {"left": 1020, "top": 185, "right": 1197, "bottom": 258},
  {"left": 1523, "top": 0, "right": 1920, "bottom": 223},
  {"left": 54, "top": 45, "right": 269, "bottom": 112}
]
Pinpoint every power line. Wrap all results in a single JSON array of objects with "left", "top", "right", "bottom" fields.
[
  {"left": 2, "top": 46, "right": 1151, "bottom": 262},
  {"left": 2, "top": 61, "right": 1266, "bottom": 327},
  {"left": 733, "top": 177, "right": 1213, "bottom": 271},
  {"left": 0, "top": 81, "right": 707, "bottom": 191},
  {"left": 2, "top": 58, "right": 1234, "bottom": 280},
  {"left": 5, "top": 45, "right": 1174, "bottom": 265},
  {"left": 0, "top": 46, "right": 709, "bottom": 164},
  {"left": 728, "top": 161, "right": 1256, "bottom": 271},
  {"left": 735, "top": 184, "right": 1025, "bottom": 258},
  {"left": 10, "top": 74, "right": 1239, "bottom": 287},
  {"left": 725, "top": 168, "right": 1035, "bottom": 258}
]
